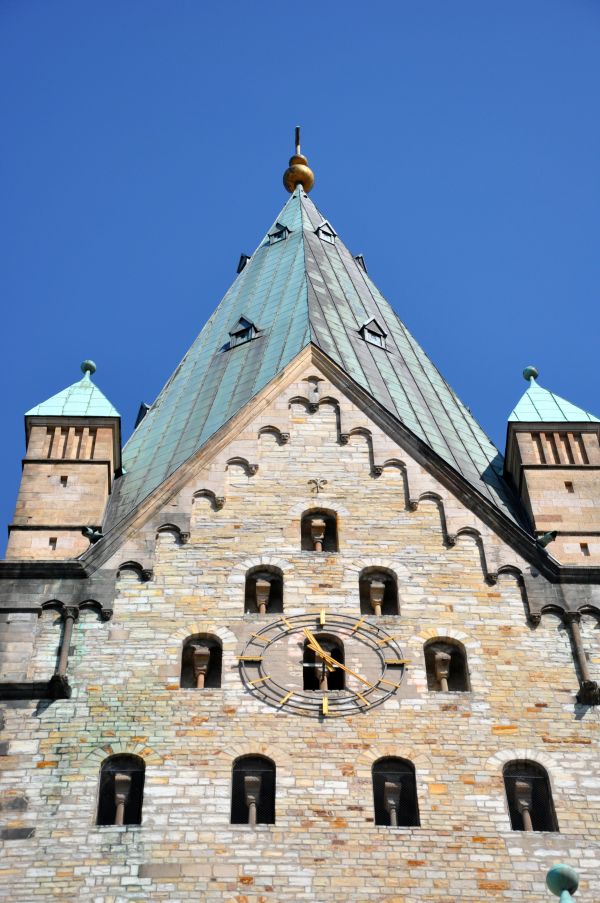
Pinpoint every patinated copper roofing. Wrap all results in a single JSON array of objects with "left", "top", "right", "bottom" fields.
[
  {"left": 105, "top": 187, "right": 522, "bottom": 529},
  {"left": 509, "top": 375, "right": 599, "bottom": 424}
]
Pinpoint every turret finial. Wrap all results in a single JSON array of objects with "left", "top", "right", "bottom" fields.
[
  {"left": 523, "top": 365, "right": 539, "bottom": 382},
  {"left": 81, "top": 360, "right": 97, "bottom": 379},
  {"left": 283, "top": 126, "right": 315, "bottom": 194},
  {"left": 546, "top": 864, "right": 579, "bottom": 899}
]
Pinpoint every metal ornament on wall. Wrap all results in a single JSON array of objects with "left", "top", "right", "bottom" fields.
[{"left": 308, "top": 479, "right": 328, "bottom": 494}]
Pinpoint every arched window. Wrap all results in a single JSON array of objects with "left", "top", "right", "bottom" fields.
[
  {"left": 231, "top": 755, "right": 275, "bottom": 825},
  {"left": 300, "top": 510, "right": 338, "bottom": 552},
  {"left": 424, "top": 639, "right": 470, "bottom": 692},
  {"left": 372, "top": 758, "right": 419, "bottom": 827},
  {"left": 359, "top": 568, "right": 399, "bottom": 616},
  {"left": 503, "top": 761, "right": 558, "bottom": 832},
  {"left": 244, "top": 567, "right": 283, "bottom": 615},
  {"left": 97, "top": 755, "right": 145, "bottom": 826},
  {"left": 180, "top": 634, "right": 222, "bottom": 688},
  {"left": 302, "top": 634, "right": 345, "bottom": 691}
]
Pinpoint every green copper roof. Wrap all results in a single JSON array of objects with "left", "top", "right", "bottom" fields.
[
  {"left": 106, "top": 188, "right": 523, "bottom": 530},
  {"left": 26, "top": 365, "right": 120, "bottom": 419},
  {"left": 509, "top": 377, "right": 599, "bottom": 423}
]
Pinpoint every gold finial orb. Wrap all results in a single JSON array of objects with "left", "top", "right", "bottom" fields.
[{"left": 283, "top": 126, "right": 315, "bottom": 193}]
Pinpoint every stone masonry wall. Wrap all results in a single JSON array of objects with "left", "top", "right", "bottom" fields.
[{"left": 1, "top": 362, "right": 599, "bottom": 901}]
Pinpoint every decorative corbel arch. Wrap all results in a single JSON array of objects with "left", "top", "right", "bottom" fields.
[
  {"left": 155, "top": 523, "right": 190, "bottom": 544},
  {"left": 116, "top": 560, "right": 153, "bottom": 582},
  {"left": 228, "top": 556, "right": 293, "bottom": 586},
  {"left": 226, "top": 456, "right": 259, "bottom": 476},
  {"left": 258, "top": 425, "right": 290, "bottom": 445},
  {"left": 192, "top": 489, "right": 225, "bottom": 511}
]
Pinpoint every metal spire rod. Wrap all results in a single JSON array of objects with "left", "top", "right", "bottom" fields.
[{"left": 295, "top": 126, "right": 301, "bottom": 155}]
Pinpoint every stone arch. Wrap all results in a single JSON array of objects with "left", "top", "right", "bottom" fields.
[
  {"left": 228, "top": 556, "right": 292, "bottom": 587},
  {"left": 356, "top": 746, "right": 431, "bottom": 780},
  {"left": 116, "top": 561, "right": 151, "bottom": 583},
  {"left": 218, "top": 741, "right": 294, "bottom": 773},
  {"left": 192, "top": 489, "right": 225, "bottom": 511},
  {"left": 165, "top": 622, "right": 237, "bottom": 688},
  {"left": 486, "top": 748, "right": 561, "bottom": 780},
  {"left": 155, "top": 523, "right": 188, "bottom": 546},
  {"left": 85, "top": 741, "right": 164, "bottom": 769}
]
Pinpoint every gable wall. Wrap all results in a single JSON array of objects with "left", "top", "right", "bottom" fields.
[{"left": 1, "top": 361, "right": 599, "bottom": 901}]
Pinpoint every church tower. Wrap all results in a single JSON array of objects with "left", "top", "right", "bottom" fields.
[
  {"left": 6, "top": 361, "right": 120, "bottom": 560},
  {"left": 0, "top": 135, "right": 599, "bottom": 901},
  {"left": 505, "top": 366, "right": 600, "bottom": 564}
]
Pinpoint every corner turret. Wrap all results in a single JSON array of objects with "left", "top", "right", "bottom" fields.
[
  {"left": 5, "top": 361, "right": 121, "bottom": 560},
  {"left": 505, "top": 367, "right": 600, "bottom": 564}
]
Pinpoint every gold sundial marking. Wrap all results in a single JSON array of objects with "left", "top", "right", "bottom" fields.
[{"left": 249, "top": 675, "right": 271, "bottom": 686}]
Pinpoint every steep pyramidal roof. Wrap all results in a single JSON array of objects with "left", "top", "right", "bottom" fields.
[
  {"left": 106, "top": 187, "right": 521, "bottom": 529},
  {"left": 509, "top": 374, "right": 599, "bottom": 424},
  {"left": 27, "top": 362, "right": 120, "bottom": 419}
]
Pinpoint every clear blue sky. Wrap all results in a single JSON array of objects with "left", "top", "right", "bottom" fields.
[{"left": 1, "top": 1, "right": 599, "bottom": 551}]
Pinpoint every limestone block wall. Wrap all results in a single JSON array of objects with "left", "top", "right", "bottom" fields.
[{"left": 0, "top": 363, "right": 599, "bottom": 901}]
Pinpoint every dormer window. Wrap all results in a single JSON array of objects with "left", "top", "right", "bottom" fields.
[
  {"left": 268, "top": 222, "right": 290, "bottom": 245},
  {"left": 229, "top": 316, "right": 257, "bottom": 348},
  {"left": 315, "top": 220, "right": 337, "bottom": 244},
  {"left": 359, "top": 318, "right": 387, "bottom": 349}
]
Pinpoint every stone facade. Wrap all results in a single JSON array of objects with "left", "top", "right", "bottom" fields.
[{"left": 1, "top": 351, "right": 599, "bottom": 901}]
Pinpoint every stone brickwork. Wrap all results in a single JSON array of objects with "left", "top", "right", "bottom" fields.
[{"left": 0, "top": 357, "right": 599, "bottom": 901}]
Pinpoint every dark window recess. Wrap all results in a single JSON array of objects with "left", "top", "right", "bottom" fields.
[
  {"left": 300, "top": 510, "right": 338, "bottom": 552},
  {"left": 231, "top": 755, "right": 276, "bottom": 825},
  {"left": 180, "top": 635, "right": 223, "bottom": 688},
  {"left": 268, "top": 222, "right": 290, "bottom": 245},
  {"left": 372, "top": 758, "right": 420, "bottom": 827},
  {"left": 303, "top": 635, "right": 345, "bottom": 691},
  {"left": 228, "top": 316, "right": 258, "bottom": 349},
  {"left": 503, "top": 761, "right": 558, "bottom": 832},
  {"left": 315, "top": 221, "right": 337, "bottom": 244},
  {"left": 60, "top": 476, "right": 68, "bottom": 487},
  {"left": 359, "top": 568, "right": 399, "bottom": 616},
  {"left": 244, "top": 568, "right": 284, "bottom": 614},
  {"left": 237, "top": 253, "right": 251, "bottom": 273},
  {"left": 354, "top": 254, "right": 367, "bottom": 273},
  {"left": 424, "top": 640, "right": 470, "bottom": 692},
  {"left": 359, "top": 318, "right": 387, "bottom": 350},
  {"left": 96, "top": 755, "right": 145, "bottom": 826}
]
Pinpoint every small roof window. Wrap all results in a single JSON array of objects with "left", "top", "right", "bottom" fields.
[
  {"left": 237, "top": 254, "right": 251, "bottom": 274},
  {"left": 360, "top": 317, "right": 387, "bottom": 350},
  {"left": 268, "top": 222, "right": 290, "bottom": 245},
  {"left": 228, "top": 316, "right": 258, "bottom": 349},
  {"left": 354, "top": 254, "right": 367, "bottom": 273},
  {"left": 315, "top": 220, "right": 337, "bottom": 244}
]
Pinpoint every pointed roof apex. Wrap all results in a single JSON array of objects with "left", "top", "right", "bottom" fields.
[
  {"left": 26, "top": 361, "right": 120, "bottom": 418},
  {"left": 283, "top": 126, "right": 315, "bottom": 194},
  {"left": 509, "top": 366, "right": 599, "bottom": 423}
]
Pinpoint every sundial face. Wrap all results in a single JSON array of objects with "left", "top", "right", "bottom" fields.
[{"left": 238, "top": 612, "right": 406, "bottom": 718}]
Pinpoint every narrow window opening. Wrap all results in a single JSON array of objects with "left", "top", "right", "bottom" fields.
[
  {"left": 59, "top": 428, "right": 69, "bottom": 459},
  {"left": 359, "top": 318, "right": 387, "bottom": 350},
  {"left": 268, "top": 223, "right": 289, "bottom": 245},
  {"left": 300, "top": 510, "right": 338, "bottom": 552},
  {"left": 97, "top": 755, "right": 145, "bottom": 826},
  {"left": 231, "top": 756, "right": 275, "bottom": 825},
  {"left": 564, "top": 481, "right": 574, "bottom": 493},
  {"left": 424, "top": 639, "right": 470, "bottom": 692},
  {"left": 372, "top": 758, "right": 420, "bottom": 827},
  {"left": 574, "top": 433, "right": 589, "bottom": 465},
  {"left": 49, "top": 537, "right": 57, "bottom": 551},
  {"left": 180, "top": 635, "right": 222, "bottom": 688},
  {"left": 74, "top": 428, "right": 84, "bottom": 459},
  {"left": 359, "top": 568, "right": 399, "bottom": 616},
  {"left": 532, "top": 433, "right": 546, "bottom": 464},
  {"left": 244, "top": 568, "right": 283, "bottom": 615},
  {"left": 60, "top": 476, "right": 68, "bottom": 487},
  {"left": 45, "top": 427, "right": 55, "bottom": 459},
  {"left": 89, "top": 429, "right": 97, "bottom": 459},
  {"left": 580, "top": 543, "right": 590, "bottom": 557},
  {"left": 560, "top": 433, "right": 575, "bottom": 465},
  {"left": 503, "top": 761, "right": 558, "bottom": 832},
  {"left": 546, "top": 433, "right": 560, "bottom": 464},
  {"left": 303, "top": 635, "right": 345, "bottom": 691}
]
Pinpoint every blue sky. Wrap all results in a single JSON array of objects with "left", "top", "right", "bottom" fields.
[{"left": 1, "top": 1, "right": 599, "bottom": 551}]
